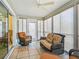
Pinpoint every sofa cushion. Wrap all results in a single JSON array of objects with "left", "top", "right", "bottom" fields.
[
  {"left": 52, "top": 35, "right": 62, "bottom": 44},
  {"left": 40, "top": 40, "right": 52, "bottom": 50},
  {"left": 46, "top": 33, "right": 53, "bottom": 43}
]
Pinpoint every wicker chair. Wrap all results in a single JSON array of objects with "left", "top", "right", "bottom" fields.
[{"left": 69, "top": 49, "right": 79, "bottom": 59}]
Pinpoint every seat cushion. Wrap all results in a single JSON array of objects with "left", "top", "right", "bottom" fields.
[
  {"left": 69, "top": 56, "right": 78, "bottom": 59},
  {"left": 25, "top": 38, "right": 31, "bottom": 41},
  {"left": 46, "top": 38, "right": 52, "bottom": 43},
  {"left": 40, "top": 40, "right": 52, "bottom": 50},
  {"left": 52, "top": 35, "right": 62, "bottom": 44}
]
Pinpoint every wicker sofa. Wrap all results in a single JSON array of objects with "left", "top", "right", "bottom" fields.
[
  {"left": 69, "top": 49, "right": 79, "bottom": 59},
  {"left": 40, "top": 33, "right": 65, "bottom": 54},
  {"left": 17, "top": 32, "right": 32, "bottom": 46}
]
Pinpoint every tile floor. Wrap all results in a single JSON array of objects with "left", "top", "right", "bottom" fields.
[{"left": 9, "top": 41, "right": 69, "bottom": 59}]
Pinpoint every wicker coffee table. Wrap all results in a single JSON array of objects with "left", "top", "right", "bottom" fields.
[{"left": 40, "top": 53, "right": 61, "bottom": 59}]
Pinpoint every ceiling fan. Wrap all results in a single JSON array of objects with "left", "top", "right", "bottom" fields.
[{"left": 36, "top": 0, "right": 54, "bottom": 6}]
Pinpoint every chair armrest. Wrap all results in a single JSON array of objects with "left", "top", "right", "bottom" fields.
[
  {"left": 26, "top": 36, "right": 32, "bottom": 39},
  {"left": 40, "top": 37, "right": 47, "bottom": 40},
  {"left": 69, "top": 49, "right": 79, "bottom": 56}
]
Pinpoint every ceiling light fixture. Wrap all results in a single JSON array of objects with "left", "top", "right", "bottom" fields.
[{"left": 37, "top": 0, "right": 54, "bottom": 6}]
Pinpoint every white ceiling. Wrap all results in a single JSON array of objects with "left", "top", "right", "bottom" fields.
[{"left": 7, "top": 0, "right": 71, "bottom": 18}]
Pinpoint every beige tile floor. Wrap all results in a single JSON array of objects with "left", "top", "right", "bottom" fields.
[{"left": 9, "top": 41, "right": 69, "bottom": 59}]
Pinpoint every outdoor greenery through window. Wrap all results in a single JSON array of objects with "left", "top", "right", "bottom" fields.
[{"left": 0, "top": 2, "right": 8, "bottom": 59}]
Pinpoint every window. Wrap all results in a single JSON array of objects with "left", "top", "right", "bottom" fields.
[
  {"left": 18, "top": 19, "right": 23, "bottom": 32},
  {"left": 53, "top": 14, "right": 61, "bottom": 33},
  {"left": 38, "top": 20, "right": 41, "bottom": 39},
  {"left": 0, "top": 2, "right": 8, "bottom": 58},
  {"left": 61, "top": 7, "right": 74, "bottom": 51},
  {"left": 44, "top": 19, "right": 48, "bottom": 36},
  {"left": 53, "top": 7, "right": 74, "bottom": 51},
  {"left": 44, "top": 17, "right": 52, "bottom": 36},
  {"left": 0, "top": 21, "right": 2, "bottom": 37},
  {"left": 40, "top": 20, "right": 43, "bottom": 36},
  {"left": 78, "top": 4, "right": 79, "bottom": 49},
  {"left": 37, "top": 20, "right": 43, "bottom": 39},
  {"left": 23, "top": 19, "right": 27, "bottom": 33},
  {"left": 61, "top": 7, "right": 74, "bottom": 34}
]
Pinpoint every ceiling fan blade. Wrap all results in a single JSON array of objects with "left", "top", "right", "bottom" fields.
[{"left": 38, "top": 2, "right": 54, "bottom": 6}]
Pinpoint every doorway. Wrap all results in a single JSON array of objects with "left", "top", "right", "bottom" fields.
[{"left": 28, "top": 23, "right": 37, "bottom": 41}]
